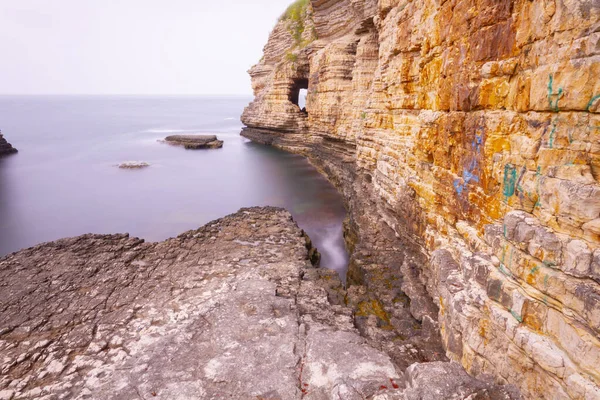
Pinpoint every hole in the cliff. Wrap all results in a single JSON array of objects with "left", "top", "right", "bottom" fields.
[
  {"left": 298, "top": 89, "right": 308, "bottom": 111},
  {"left": 290, "top": 78, "right": 309, "bottom": 113}
]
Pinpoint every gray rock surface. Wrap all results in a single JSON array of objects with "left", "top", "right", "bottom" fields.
[
  {"left": 0, "top": 207, "right": 518, "bottom": 399},
  {"left": 0, "top": 208, "right": 393, "bottom": 399},
  {"left": 117, "top": 161, "right": 150, "bottom": 169},
  {"left": 164, "top": 135, "right": 223, "bottom": 149},
  {"left": 374, "top": 362, "right": 520, "bottom": 400}
]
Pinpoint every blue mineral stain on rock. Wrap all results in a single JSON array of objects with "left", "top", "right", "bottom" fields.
[
  {"left": 453, "top": 179, "right": 464, "bottom": 195},
  {"left": 454, "top": 131, "right": 483, "bottom": 197}
]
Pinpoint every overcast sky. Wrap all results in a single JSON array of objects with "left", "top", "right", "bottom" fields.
[{"left": 0, "top": 0, "right": 290, "bottom": 95}]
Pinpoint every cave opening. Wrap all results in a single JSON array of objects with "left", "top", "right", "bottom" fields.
[
  {"left": 298, "top": 89, "right": 308, "bottom": 110},
  {"left": 289, "top": 78, "right": 309, "bottom": 113}
]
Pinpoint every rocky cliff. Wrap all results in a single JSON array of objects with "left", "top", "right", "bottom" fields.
[
  {"left": 241, "top": 0, "right": 600, "bottom": 398},
  {"left": 0, "top": 132, "right": 17, "bottom": 156}
]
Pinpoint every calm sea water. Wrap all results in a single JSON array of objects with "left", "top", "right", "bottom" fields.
[{"left": 0, "top": 96, "right": 348, "bottom": 279}]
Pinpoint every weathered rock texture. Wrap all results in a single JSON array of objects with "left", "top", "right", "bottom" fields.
[
  {"left": 241, "top": 0, "right": 600, "bottom": 398},
  {"left": 0, "top": 207, "right": 515, "bottom": 399},
  {"left": 117, "top": 161, "right": 150, "bottom": 169},
  {"left": 0, "top": 132, "right": 17, "bottom": 156},
  {"left": 163, "top": 135, "right": 223, "bottom": 149}
]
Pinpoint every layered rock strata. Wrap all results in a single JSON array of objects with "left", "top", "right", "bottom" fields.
[
  {"left": 0, "top": 132, "right": 17, "bottom": 156},
  {"left": 0, "top": 207, "right": 516, "bottom": 399},
  {"left": 241, "top": 0, "right": 600, "bottom": 398}
]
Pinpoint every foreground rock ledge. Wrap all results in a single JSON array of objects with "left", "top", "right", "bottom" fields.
[{"left": 0, "top": 207, "right": 517, "bottom": 399}]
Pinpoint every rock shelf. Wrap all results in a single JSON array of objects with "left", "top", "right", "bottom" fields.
[
  {"left": 0, "top": 207, "right": 517, "bottom": 399},
  {"left": 163, "top": 135, "right": 223, "bottom": 149}
]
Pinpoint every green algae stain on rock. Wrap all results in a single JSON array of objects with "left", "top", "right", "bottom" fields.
[
  {"left": 547, "top": 74, "right": 563, "bottom": 112},
  {"left": 586, "top": 93, "right": 600, "bottom": 112},
  {"left": 503, "top": 164, "right": 517, "bottom": 201},
  {"left": 509, "top": 308, "right": 523, "bottom": 323}
]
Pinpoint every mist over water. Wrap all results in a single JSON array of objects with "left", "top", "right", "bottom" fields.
[{"left": 0, "top": 96, "right": 349, "bottom": 279}]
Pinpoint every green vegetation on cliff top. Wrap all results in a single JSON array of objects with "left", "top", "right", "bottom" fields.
[
  {"left": 280, "top": 0, "right": 315, "bottom": 45},
  {"left": 280, "top": 0, "right": 309, "bottom": 23}
]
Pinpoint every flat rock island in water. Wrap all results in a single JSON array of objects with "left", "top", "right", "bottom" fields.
[
  {"left": 117, "top": 161, "right": 150, "bottom": 169},
  {"left": 163, "top": 134, "right": 223, "bottom": 149},
  {"left": 0, "top": 207, "right": 517, "bottom": 399}
]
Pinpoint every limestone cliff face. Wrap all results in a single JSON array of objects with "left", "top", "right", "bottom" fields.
[
  {"left": 0, "top": 132, "right": 17, "bottom": 156},
  {"left": 242, "top": 0, "right": 600, "bottom": 398}
]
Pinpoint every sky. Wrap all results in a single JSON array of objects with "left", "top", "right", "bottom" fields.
[{"left": 0, "top": 0, "right": 291, "bottom": 95}]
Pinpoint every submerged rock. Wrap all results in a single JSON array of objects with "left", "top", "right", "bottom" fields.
[
  {"left": 117, "top": 161, "right": 150, "bottom": 169},
  {"left": 164, "top": 134, "right": 223, "bottom": 149},
  {"left": 0, "top": 207, "right": 516, "bottom": 399}
]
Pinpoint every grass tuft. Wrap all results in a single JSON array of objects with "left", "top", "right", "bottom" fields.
[
  {"left": 279, "top": 0, "right": 314, "bottom": 45},
  {"left": 280, "top": 0, "right": 309, "bottom": 22},
  {"left": 285, "top": 52, "right": 298, "bottom": 62}
]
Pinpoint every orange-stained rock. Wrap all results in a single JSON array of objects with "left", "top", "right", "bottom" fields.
[{"left": 242, "top": 0, "right": 600, "bottom": 398}]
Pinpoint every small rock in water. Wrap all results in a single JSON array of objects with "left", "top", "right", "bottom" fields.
[
  {"left": 163, "top": 135, "right": 223, "bottom": 149},
  {"left": 117, "top": 161, "right": 150, "bottom": 169}
]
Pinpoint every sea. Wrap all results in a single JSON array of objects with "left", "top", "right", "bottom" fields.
[{"left": 0, "top": 95, "right": 349, "bottom": 280}]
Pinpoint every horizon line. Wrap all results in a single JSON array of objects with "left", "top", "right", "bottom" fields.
[{"left": 0, "top": 93, "right": 254, "bottom": 97}]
